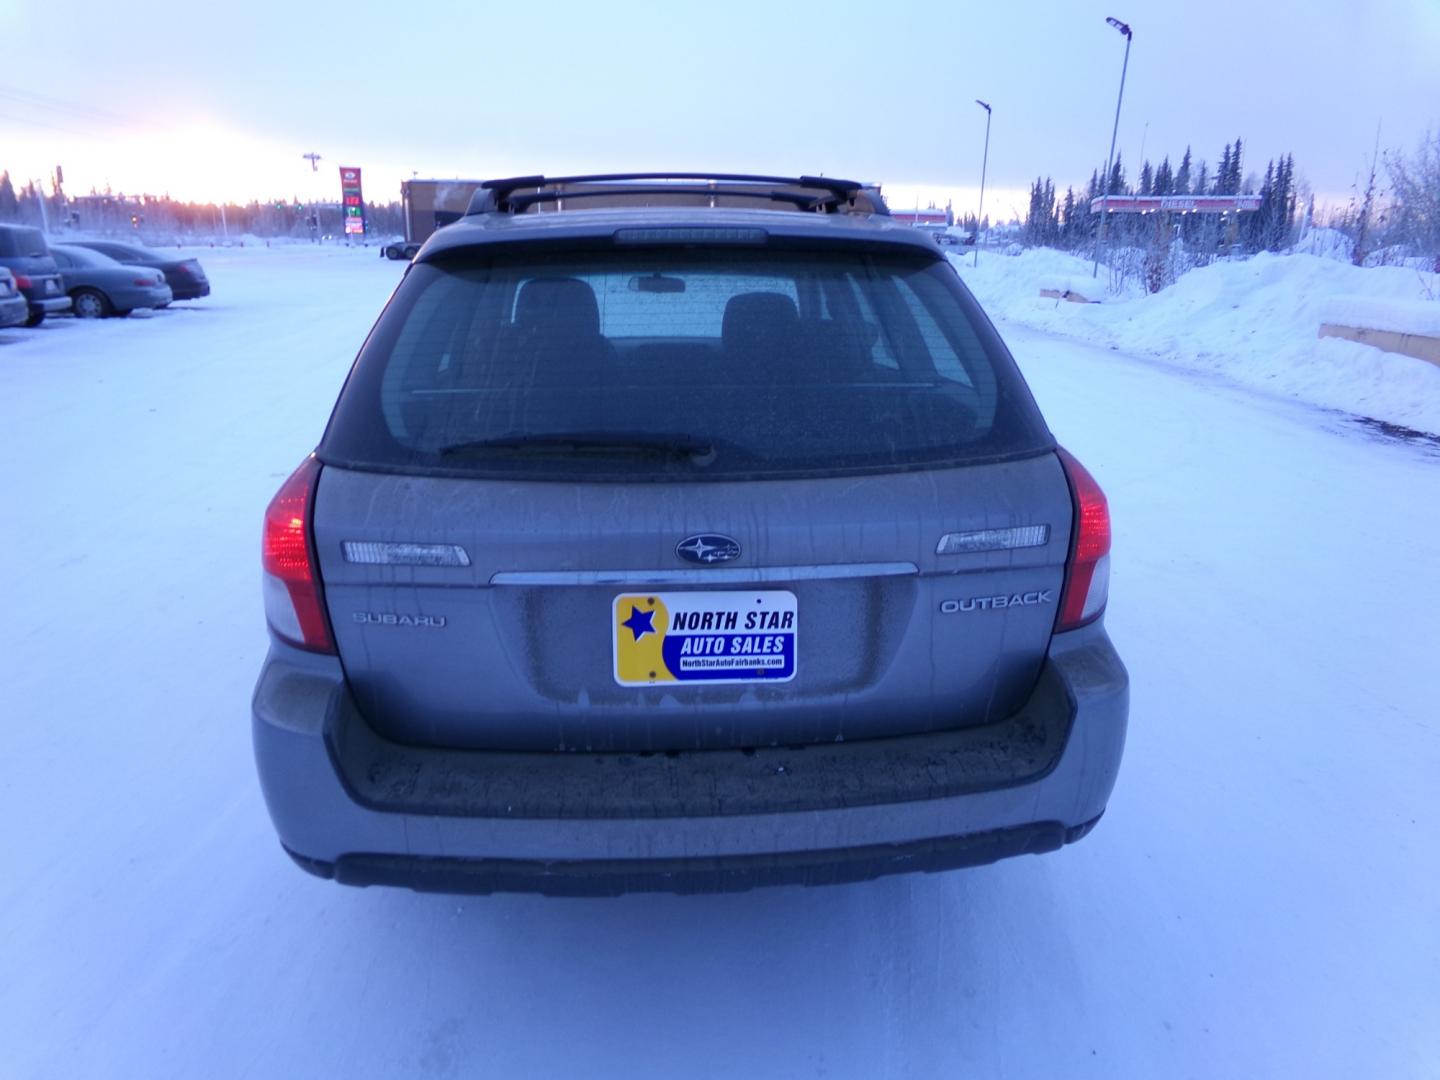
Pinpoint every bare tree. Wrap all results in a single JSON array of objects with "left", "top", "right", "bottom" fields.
[
  {"left": 1352, "top": 124, "right": 1383, "bottom": 267},
  {"left": 1384, "top": 129, "right": 1440, "bottom": 268}
]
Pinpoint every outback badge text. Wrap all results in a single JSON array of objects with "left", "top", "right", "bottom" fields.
[{"left": 940, "top": 590, "right": 1055, "bottom": 614}]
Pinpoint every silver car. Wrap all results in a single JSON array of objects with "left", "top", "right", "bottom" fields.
[
  {"left": 253, "top": 172, "right": 1128, "bottom": 895},
  {"left": 50, "top": 244, "right": 172, "bottom": 318}
]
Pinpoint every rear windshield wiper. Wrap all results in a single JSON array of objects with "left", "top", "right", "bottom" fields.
[{"left": 437, "top": 431, "right": 715, "bottom": 461}]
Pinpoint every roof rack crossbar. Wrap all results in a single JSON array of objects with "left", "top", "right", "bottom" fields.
[
  {"left": 482, "top": 171, "right": 863, "bottom": 200},
  {"left": 469, "top": 173, "right": 875, "bottom": 216}
]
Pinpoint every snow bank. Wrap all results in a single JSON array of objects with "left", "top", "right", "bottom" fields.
[
  {"left": 1321, "top": 295, "right": 1440, "bottom": 338},
  {"left": 1037, "top": 274, "right": 1105, "bottom": 301},
  {"left": 1292, "top": 226, "right": 1354, "bottom": 262},
  {"left": 953, "top": 248, "right": 1440, "bottom": 433}
]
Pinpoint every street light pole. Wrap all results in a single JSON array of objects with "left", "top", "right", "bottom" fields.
[
  {"left": 974, "top": 100, "right": 991, "bottom": 269},
  {"left": 302, "top": 152, "right": 323, "bottom": 244},
  {"left": 1093, "top": 16, "right": 1132, "bottom": 279}
]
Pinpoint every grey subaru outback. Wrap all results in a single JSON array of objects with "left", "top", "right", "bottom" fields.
[{"left": 253, "top": 173, "right": 1128, "bottom": 896}]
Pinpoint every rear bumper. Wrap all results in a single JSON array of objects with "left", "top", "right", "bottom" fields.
[
  {"left": 289, "top": 817, "right": 1104, "bottom": 896},
  {"left": 109, "top": 284, "right": 172, "bottom": 310},
  {"left": 0, "top": 294, "right": 28, "bottom": 327},
  {"left": 168, "top": 281, "right": 209, "bottom": 300},
  {"left": 253, "top": 625, "right": 1128, "bottom": 894},
  {"left": 27, "top": 295, "right": 72, "bottom": 315}
]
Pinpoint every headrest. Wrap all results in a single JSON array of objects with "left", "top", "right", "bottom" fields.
[
  {"left": 721, "top": 292, "right": 799, "bottom": 352},
  {"left": 515, "top": 277, "right": 602, "bottom": 336}
]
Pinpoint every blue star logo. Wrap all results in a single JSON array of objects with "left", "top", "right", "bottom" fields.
[{"left": 622, "top": 604, "right": 657, "bottom": 642}]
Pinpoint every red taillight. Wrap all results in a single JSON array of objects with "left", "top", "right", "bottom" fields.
[
  {"left": 261, "top": 455, "right": 334, "bottom": 652},
  {"left": 14, "top": 274, "right": 31, "bottom": 288},
  {"left": 1056, "top": 448, "right": 1112, "bottom": 631},
  {"left": 133, "top": 277, "right": 153, "bottom": 286}
]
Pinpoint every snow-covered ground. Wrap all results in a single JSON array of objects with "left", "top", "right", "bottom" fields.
[
  {"left": 953, "top": 247, "right": 1440, "bottom": 434},
  {"left": 2, "top": 247, "right": 1437, "bottom": 1079}
]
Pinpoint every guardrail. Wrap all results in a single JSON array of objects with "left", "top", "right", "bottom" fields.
[{"left": 1318, "top": 296, "right": 1440, "bottom": 367}]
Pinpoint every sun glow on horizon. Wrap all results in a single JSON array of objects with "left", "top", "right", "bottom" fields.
[{"left": 2, "top": 118, "right": 412, "bottom": 206}]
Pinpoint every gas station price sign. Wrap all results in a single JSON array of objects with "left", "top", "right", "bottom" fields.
[{"left": 338, "top": 166, "right": 366, "bottom": 236}]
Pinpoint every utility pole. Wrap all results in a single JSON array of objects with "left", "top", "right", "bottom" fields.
[
  {"left": 1093, "top": 16, "right": 1133, "bottom": 279},
  {"left": 302, "top": 152, "right": 323, "bottom": 242},
  {"left": 974, "top": 100, "right": 991, "bottom": 268}
]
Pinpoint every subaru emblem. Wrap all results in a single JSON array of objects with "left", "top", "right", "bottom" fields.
[{"left": 676, "top": 534, "right": 741, "bottom": 565}]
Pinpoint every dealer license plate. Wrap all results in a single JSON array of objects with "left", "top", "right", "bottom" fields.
[{"left": 613, "top": 591, "right": 797, "bottom": 686}]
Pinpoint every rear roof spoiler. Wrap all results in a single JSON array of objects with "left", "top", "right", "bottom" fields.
[{"left": 465, "top": 172, "right": 890, "bottom": 218}]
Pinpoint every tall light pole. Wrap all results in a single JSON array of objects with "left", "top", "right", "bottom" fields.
[
  {"left": 974, "top": 99, "right": 991, "bottom": 268},
  {"left": 1093, "top": 16, "right": 1132, "bottom": 279},
  {"left": 302, "top": 152, "right": 323, "bottom": 243}
]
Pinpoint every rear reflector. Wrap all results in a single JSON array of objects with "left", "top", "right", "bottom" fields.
[
  {"left": 342, "top": 541, "right": 470, "bottom": 567},
  {"left": 261, "top": 456, "right": 334, "bottom": 652},
  {"left": 936, "top": 524, "right": 1050, "bottom": 555},
  {"left": 1055, "top": 448, "right": 1112, "bottom": 631}
]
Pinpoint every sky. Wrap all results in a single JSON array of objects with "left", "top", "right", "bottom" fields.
[{"left": 2, "top": 0, "right": 1438, "bottom": 219}]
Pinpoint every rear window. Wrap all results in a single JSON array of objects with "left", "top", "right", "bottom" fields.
[
  {"left": 98, "top": 243, "right": 150, "bottom": 259},
  {"left": 0, "top": 227, "right": 49, "bottom": 258},
  {"left": 321, "top": 246, "right": 1051, "bottom": 480},
  {"left": 56, "top": 247, "right": 113, "bottom": 268}
]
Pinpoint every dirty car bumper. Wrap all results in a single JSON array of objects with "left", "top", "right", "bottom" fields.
[{"left": 252, "top": 624, "right": 1128, "bottom": 895}]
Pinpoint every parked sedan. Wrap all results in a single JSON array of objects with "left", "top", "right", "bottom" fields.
[
  {"left": 0, "top": 267, "right": 31, "bottom": 328},
  {"left": 50, "top": 244, "right": 172, "bottom": 317},
  {"left": 62, "top": 240, "right": 210, "bottom": 301}
]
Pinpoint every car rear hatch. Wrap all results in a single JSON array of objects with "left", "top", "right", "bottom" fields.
[
  {"left": 311, "top": 239, "right": 1070, "bottom": 752},
  {"left": 0, "top": 227, "right": 64, "bottom": 301}
]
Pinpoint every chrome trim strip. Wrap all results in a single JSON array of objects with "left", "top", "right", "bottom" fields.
[{"left": 490, "top": 562, "right": 919, "bottom": 586}]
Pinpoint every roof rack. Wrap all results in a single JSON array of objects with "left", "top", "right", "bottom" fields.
[{"left": 466, "top": 172, "right": 889, "bottom": 217}]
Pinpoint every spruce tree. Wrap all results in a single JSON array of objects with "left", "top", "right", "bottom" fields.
[
  {"left": 1217, "top": 144, "right": 1232, "bottom": 194},
  {"left": 1252, "top": 160, "right": 1275, "bottom": 251},
  {"left": 1061, "top": 187, "right": 1077, "bottom": 247},
  {"left": 1026, "top": 178, "right": 1044, "bottom": 244},
  {"left": 1176, "top": 147, "right": 1192, "bottom": 195},
  {"left": 1154, "top": 156, "right": 1173, "bottom": 196},
  {"left": 1108, "top": 152, "right": 1126, "bottom": 197},
  {"left": 1139, "top": 161, "right": 1154, "bottom": 196},
  {"left": 0, "top": 171, "right": 17, "bottom": 221},
  {"left": 1275, "top": 154, "right": 1296, "bottom": 247},
  {"left": 1284, "top": 154, "right": 1297, "bottom": 240}
]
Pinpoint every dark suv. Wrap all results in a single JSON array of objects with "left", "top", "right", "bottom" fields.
[
  {"left": 252, "top": 173, "right": 1129, "bottom": 896},
  {"left": 0, "top": 224, "right": 72, "bottom": 325}
]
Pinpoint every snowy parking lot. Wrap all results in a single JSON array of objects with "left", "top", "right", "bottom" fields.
[{"left": 2, "top": 245, "right": 1436, "bottom": 1079}]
